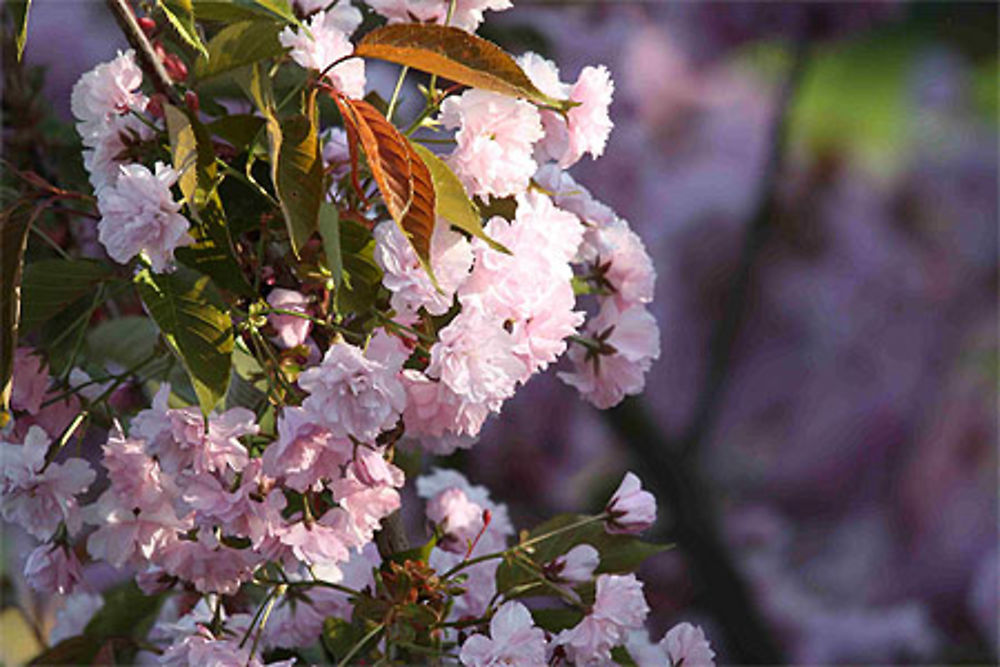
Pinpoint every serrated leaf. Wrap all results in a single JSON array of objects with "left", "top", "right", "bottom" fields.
[
  {"left": 1, "top": 203, "right": 37, "bottom": 418},
  {"left": 318, "top": 202, "right": 343, "bottom": 291},
  {"left": 355, "top": 24, "right": 564, "bottom": 107},
  {"left": 194, "top": 19, "right": 286, "bottom": 81},
  {"left": 20, "top": 260, "right": 115, "bottom": 333},
  {"left": 135, "top": 266, "right": 233, "bottom": 415},
  {"left": 332, "top": 95, "right": 436, "bottom": 273},
  {"left": 411, "top": 142, "right": 509, "bottom": 254},
  {"left": 160, "top": 0, "right": 209, "bottom": 57},
  {"left": 193, "top": 0, "right": 297, "bottom": 24},
  {"left": 495, "top": 513, "right": 671, "bottom": 598},
  {"left": 8, "top": 0, "right": 32, "bottom": 61}
]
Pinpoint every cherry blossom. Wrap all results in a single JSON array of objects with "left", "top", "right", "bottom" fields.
[
  {"left": 96, "top": 162, "right": 193, "bottom": 272},
  {"left": 555, "top": 573, "right": 650, "bottom": 664},
  {"left": 426, "top": 486, "right": 485, "bottom": 554},
  {"left": 662, "top": 622, "right": 717, "bottom": 667},
  {"left": 70, "top": 49, "right": 147, "bottom": 140},
  {"left": 605, "top": 471, "right": 657, "bottom": 535},
  {"left": 366, "top": 0, "right": 512, "bottom": 33},
  {"left": 459, "top": 600, "right": 547, "bottom": 666},
  {"left": 279, "top": 7, "right": 365, "bottom": 98},
  {"left": 548, "top": 544, "right": 600, "bottom": 585},
  {"left": 24, "top": 543, "right": 84, "bottom": 595},
  {"left": 267, "top": 288, "right": 312, "bottom": 349}
]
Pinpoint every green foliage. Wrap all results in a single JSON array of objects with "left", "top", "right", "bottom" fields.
[
  {"left": 7, "top": 0, "right": 32, "bottom": 61},
  {"left": 193, "top": 0, "right": 298, "bottom": 25},
  {"left": 276, "top": 108, "right": 325, "bottom": 256},
  {"left": 335, "top": 218, "right": 383, "bottom": 315},
  {"left": 495, "top": 514, "right": 670, "bottom": 598},
  {"left": 318, "top": 202, "right": 344, "bottom": 292},
  {"left": 0, "top": 202, "right": 33, "bottom": 417},
  {"left": 160, "top": 0, "right": 210, "bottom": 58},
  {"left": 135, "top": 266, "right": 234, "bottom": 416},
  {"left": 195, "top": 19, "right": 286, "bottom": 81},
  {"left": 530, "top": 607, "right": 584, "bottom": 633},
  {"left": 19, "top": 259, "right": 115, "bottom": 333}
]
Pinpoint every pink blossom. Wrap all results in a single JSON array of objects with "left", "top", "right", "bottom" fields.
[
  {"left": 366, "top": 0, "right": 512, "bottom": 33},
  {"left": 267, "top": 288, "right": 312, "bottom": 349},
  {"left": 85, "top": 489, "right": 188, "bottom": 568},
  {"left": 583, "top": 218, "right": 656, "bottom": 308},
  {"left": 559, "top": 299, "right": 660, "bottom": 409},
  {"left": 97, "top": 162, "right": 193, "bottom": 272},
  {"left": 555, "top": 573, "right": 649, "bottom": 664},
  {"left": 24, "top": 543, "right": 84, "bottom": 595},
  {"left": 440, "top": 89, "right": 543, "bottom": 198},
  {"left": 661, "top": 623, "right": 716, "bottom": 667},
  {"left": 279, "top": 8, "right": 365, "bottom": 98},
  {"left": 427, "top": 301, "right": 526, "bottom": 406},
  {"left": 299, "top": 340, "right": 407, "bottom": 442},
  {"left": 159, "top": 630, "right": 262, "bottom": 667},
  {"left": 156, "top": 531, "right": 256, "bottom": 595},
  {"left": 401, "top": 370, "right": 487, "bottom": 449},
  {"left": 323, "top": 127, "right": 352, "bottom": 187},
  {"left": 11, "top": 348, "right": 48, "bottom": 415},
  {"left": 426, "top": 487, "right": 484, "bottom": 554},
  {"left": 277, "top": 509, "right": 352, "bottom": 569},
  {"left": 373, "top": 219, "right": 473, "bottom": 316},
  {"left": 533, "top": 165, "right": 618, "bottom": 228},
  {"left": 605, "top": 472, "right": 657, "bottom": 535},
  {"left": 330, "top": 448, "right": 404, "bottom": 546},
  {"left": 518, "top": 53, "right": 614, "bottom": 168},
  {"left": 548, "top": 544, "right": 599, "bottom": 584},
  {"left": 83, "top": 113, "right": 155, "bottom": 191},
  {"left": 1, "top": 427, "right": 96, "bottom": 540},
  {"left": 459, "top": 600, "right": 547, "bottom": 666},
  {"left": 102, "top": 425, "right": 172, "bottom": 511},
  {"left": 71, "top": 50, "right": 147, "bottom": 140},
  {"left": 263, "top": 406, "right": 353, "bottom": 492}
]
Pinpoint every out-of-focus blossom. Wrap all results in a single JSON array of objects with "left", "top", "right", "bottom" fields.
[
  {"left": 11, "top": 348, "right": 48, "bottom": 415},
  {"left": 96, "top": 162, "right": 192, "bottom": 272},
  {"left": 24, "top": 543, "right": 84, "bottom": 595},
  {"left": 555, "top": 573, "right": 650, "bottom": 664},
  {"left": 459, "top": 600, "right": 547, "bottom": 666},
  {"left": 662, "top": 622, "right": 716, "bottom": 667},
  {"left": 49, "top": 592, "right": 104, "bottom": 645},
  {"left": 548, "top": 544, "right": 600, "bottom": 585}
]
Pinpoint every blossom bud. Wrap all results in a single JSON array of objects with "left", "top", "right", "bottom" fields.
[
  {"left": 137, "top": 16, "right": 157, "bottom": 37},
  {"left": 605, "top": 471, "right": 656, "bottom": 534},
  {"left": 184, "top": 90, "right": 199, "bottom": 114},
  {"left": 546, "top": 544, "right": 599, "bottom": 584},
  {"left": 426, "top": 487, "right": 484, "bottom": 555},
  {"left": 162, "top": 53, "right": 188, "bottom": 83},
  {"left": 146, "top": 93, "right": 165, "bottom": 119}
]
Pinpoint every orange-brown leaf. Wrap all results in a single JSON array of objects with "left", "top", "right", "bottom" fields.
[
  {"left": 355, "top": 24, "right": 563, "bottom": 107},
  {"left": 332, "top": 95, "right": 436, "bottom": 268}
]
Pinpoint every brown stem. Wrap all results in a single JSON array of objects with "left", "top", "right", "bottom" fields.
[{"left": 104, "top": 0, "right": 181, "bottom": 105}]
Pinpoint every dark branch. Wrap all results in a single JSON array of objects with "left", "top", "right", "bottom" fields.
[{"left": 105, "top": 0, "right": 181, "bottom": 105}]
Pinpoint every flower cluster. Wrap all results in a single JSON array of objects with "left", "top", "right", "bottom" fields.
[{"left": 3, "top": 0, "right": 690, "bottom": 664}]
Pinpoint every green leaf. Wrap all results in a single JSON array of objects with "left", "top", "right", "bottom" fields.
[
  {"left": 207, "top": 113, "right": 265, "bottom": 148},
  {"left": 274, "top": 103, "right": 324, "bottom": 256},
  {"left": 411, "top": 142, "right": 509, "bottom": 254},
  {"left": 355, "top": 24, "right": 565, "bottom": 107},
  {"left": 193, "top": 0, "right": 297, "bottom": 24},
  {"left": 335, "top": 219, "right": 382, "bottom": 315},
  {"left": 1, "top": 203, "right": 34, "bottom": 419},
  {"left": 28, "top": 636, "right": 101, "bottom": 666},
  {"left": 495, "top": 514, "right": 671, "bottom": 598},
  {"left": 20, "top": 259, "right": 115, "bottom": 333},
  {"left": 530, "top": 607, "right": 584, "bottom": 633},
  {"left": 87, "top": 316, "right": 159, "bottom": 371},
  {"left": 8, "top": 0, "right": 32, "bottom": 61},
  {"left": 194, "top": 19, "right": 286, "bottom": 81},
  {"left": 135, "top": 266, "right": 234, "bottom": 415},
  {"left": 83, "top": 582, "right": 165, "bottom": 641},
  {"left": 159, "top": 0, "right": 209, "bottom": 57},
  {"left": 322, "top": 617, "right": 360, "bottom": 662},
  {"left": 164, "top": 104, "right": 206, "bottom": 208},
  {"left": 318, "top": 202, "right": 343, "bottom": 292}
]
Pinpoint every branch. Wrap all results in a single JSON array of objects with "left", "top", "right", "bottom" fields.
[
  {"left": 375, "top": 509, "right": 410, "bottom": 560},
  {"left": 105, "top": 0, "right": 182, "bottom": 105}
]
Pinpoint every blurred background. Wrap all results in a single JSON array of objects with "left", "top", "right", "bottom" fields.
[{"left": 7, "top": 1, "right": 999, "bottom": 664}]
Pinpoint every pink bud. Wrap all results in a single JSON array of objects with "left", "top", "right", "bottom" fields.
[{"left": 605, "top": 472, "right": 657, "bottom": 534}]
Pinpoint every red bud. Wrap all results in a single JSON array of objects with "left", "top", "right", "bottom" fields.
[
  {"left": 184, "top": 90, "right": 200, "bottom": 114},
  {"left": 146, "top": 94, "right": 165, "bottom": 119},
  {"left": 162, "top": 54, "right": 188, "bottom": 83},
  {"left": 137, "top": 16, "right": 156, "bottom": 37}
]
